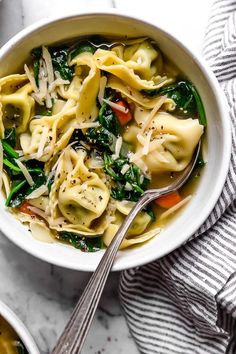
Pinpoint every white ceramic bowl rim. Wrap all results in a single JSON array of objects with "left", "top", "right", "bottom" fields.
[
  {"left": 0, "top": 10, "right": 232, "bottom": 271},
  {"left": 0, "top": 300, "right": 40, "bottom": 354}
]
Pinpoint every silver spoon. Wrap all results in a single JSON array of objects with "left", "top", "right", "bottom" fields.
[{"left": 51, "top": 142, "right": 201, "bottom": 354}]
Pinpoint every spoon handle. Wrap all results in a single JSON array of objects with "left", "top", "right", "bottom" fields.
[{"left": 51, "top": 191, "right": 161, "bottom": 354}]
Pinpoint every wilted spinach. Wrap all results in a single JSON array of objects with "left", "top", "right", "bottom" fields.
[
  {"left": 16, "top": 340, "right": 28, "bottom": 354},
  {"left": 5, "top": 169, "right": 46, "bottom": 207},
  {"left": 85, "top": 126, "right": 116, "bottom": 152},
  {"left": 31, "top": 47, "right": 42, "bottom": 87},
  {"left": 31, "top": 46, "right": 74, "bottom": 83},
  {"left": 3, "top": 128, "right": 16, "bottom": 147},
  {"left": 69, "top": 41, "right": 96, "bottom": 60},
  {"left": 58, "top": 232, "right": 103, "bottom": 252},
  {"left": 98, "top": 102, "right": 120, "bottom": 137},
  {"left": 2, "top": 131, "right": 47, "bottom": 207},
  {"left": 144, "top": 80, "right": 207, "bottom": 126},
  {"left": 103, "top": 153, "right": 149, "bottom": 202},
  {"left": 50, "top": 47, "right": 73, "bottom": 81}
]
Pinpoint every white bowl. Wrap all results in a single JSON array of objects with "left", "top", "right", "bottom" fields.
[
  {"left": 0, "top": 11, "right": 231, "bottom": 271},
  {"left": 0, "top": 300, "right": 39, "bottom": 354}
]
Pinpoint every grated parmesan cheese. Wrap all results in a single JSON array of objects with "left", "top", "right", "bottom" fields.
[
  {"left": 121, "top": 164, "right": 130, "bottom": 175},
  {"left": 141, "top": 95, "right": 167, "bottom": 132},
  {"left": 2, "top": 172, "right": 10, "bottom": 197},
  {"left": 103, "top": 98, "right": 128, "bottom": 113},
  {"left": 14, "top": 159, "right": 34, "bottom": 186},
  {"left": 42, "top": 46, "right": 54, "bottom": 85},
  {"left": 19, "top": 146, "right": 52, "bottom": 162},
  {"left": 87, "top": 158, "right": 104, "bottom": 169},
  {"left": 125, "top": 182, "right": 133, "bottom": 191},
  {"left": 98, "top": 76, "right": 107, "bottom": 106},
  {"left": 159, "top": 195, "right": 192, "bottom": 220},
  {"left": 46, "top": 170, "right": 56, "bottom": 186},
  {"left": 31, "top": 93, "right": 44, "bottom": 106},
  {"left": 137, "top": 56, "right": 142, "bottom": 65},
  {"left": 45, "top": 92, "right": 53, "bottom": 109},
  {"left": 37, "top": 126, "right": 49, "bottom": 159},
  {"left": 24, "top": 64, "right": 39, "bottom": 93},
  {"left": 27, "top": 206, "right": 47, "bottom": 219},
  {"left": 48, "top": 78, "right": 70, "bottom": 93},
  {"left": 38, "top": 75, "right": 48, "bottom": 101},
  {"left": 112, "top": 136, "right": 123, "bottom": 160},
  {"left": 142, "top": 130, "right": 153, "bottom": 156},
  {"left": 26, "top": 185, "right": 48, "bottom": 200},
  {"left": 75, "top": 122, "right": 100, "bottom": 129}
]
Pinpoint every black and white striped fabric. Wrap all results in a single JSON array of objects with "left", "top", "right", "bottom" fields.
[{"left": 120, "top": 1, "right": 236, "bottom": 353}]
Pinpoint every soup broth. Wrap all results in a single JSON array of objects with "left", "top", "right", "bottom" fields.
[{"left": 0, "top": 317, "right": 28, "bottom": 354}]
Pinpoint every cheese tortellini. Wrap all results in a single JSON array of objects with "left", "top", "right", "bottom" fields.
[
  {"left": 48, "top": 148, "right": 110, "bottom": 235},
  {"left": 0, "top": 74, "right": 35, "bottom": 138},
  {"left": 0, "top": 36, "right": 206, "bottom": 253},
  {"left": 94, "top": 40, "right": 173, "bottom": 90},
  {"left": 129, "top": 112, "right": 204, "bottom": 174}
]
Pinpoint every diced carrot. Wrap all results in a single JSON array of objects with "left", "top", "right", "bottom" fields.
[
  {"left": 19, "top": 201, "right": 35, "bottom": 216},
  {"left": 154, "top": 191, "right": 182, "bottom": 209},
  {"left": 112, "top": 100, "right": 133, "bottom": 126}
]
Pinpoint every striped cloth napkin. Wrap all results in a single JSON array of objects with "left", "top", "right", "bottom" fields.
[{"left": 119, "top": 1, "right": 236, "bottom": 353}]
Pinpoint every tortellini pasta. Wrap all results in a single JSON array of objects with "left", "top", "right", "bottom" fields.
[
  {"left": 48, "top": 148, "right": 110, "bottom": 235},
  {"left": 107, "top": 76, "right": 176, "bottom": 110},
  {"left": 0, "top": 74, "right": 35, "bottom": 137},
  {"left": 20, "top": 99, "right": 76, "bottom": 163},
  {"left": 103, "top": 201, "right": 161, "bottom": 249},
  {"left": 69, "top": 52, "right": 100, "bottom": 121},
  {"left": 0, "top": 36, "right": 206, "bottom": 253},
  {"left": 94, "top": 40, "right": 173, "bottom": 90},
  {"left": 128, "top": 112, "right": 204, "bottom": 174}
]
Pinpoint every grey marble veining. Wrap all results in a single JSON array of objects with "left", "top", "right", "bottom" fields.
[
  {"left": 0, "top": 2, "right": 139, "bottom": 352},
  {"left": 0, "top": 233, "right": 138, "bottom": 354},
  {"left": 0, "top": 0, "right": 24, "bottom": 46}
]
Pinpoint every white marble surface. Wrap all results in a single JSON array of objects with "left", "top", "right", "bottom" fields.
[{"left": 0, "top": 0, "right": 213, "bottom": 353}]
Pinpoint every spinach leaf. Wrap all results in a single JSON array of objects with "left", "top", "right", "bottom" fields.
[
  {"left": 103, "top": 153, "right": 149, "bottom": 202},
  {"left": 36, "top": 104, "right": 52, "bottom": 116},
  {"left": 188, "top": 82, "right": 207, "bottom": 126},
  {"left": 58, "top": 232, "right": 103, "bottom": 252},
  {"left": 3, "top": 128, "right": 16, "bottom": 147},
  {"left": 16, "top": 340, "right": 28, "bottom": 354},
  {"left": 50, "top": 47, "right": 74, "bottom": 81},
  {"left": 145, "top": 204, "right": 156, "bottom": 222},
  {"left": 31, "top": 47, "right": 42, "bottom": 59},
  {"left": 33, "top": 60, "right": 40, "bottom": 87},
  {"left": 98, "top": 102, "right": 120, "bottom": 137},
  {"left": 3, "top": 157, "right": 44, "bottom": 179},
  {"left": 144, "top": 81, "right": 207, "bottom": 126},
  {"left": 69, "top": 41, "right": 96, "bottom": 60},
  {"left": 5, "top": 166, "right": 46, "bottom": 207},
  {"left": 69, "top": 35, "right": 112, "bottom": 60},
  {"left": 3, "top": 157, "right": 22, "bottom": 174},
  {"left": 31, "top": 47, "right": 42, "bottom": 87},
  {"left": 5, "top": 180, "right": 27, "bottom": 207},
  {"left": 69, "top": 128, "right": 86, "bottom": 149},
  {"left": 31, "top": 46, "right": 73, "bottom": 82},
  {"left": 85, "top": 126, "right": 116, "bottom": 152},
  {"left": 2, "top": 141, "right": 19, "bottom": 159},
  {"left": 196, "top": 148, "right": 205, "bottom": 168}
]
